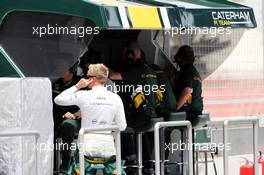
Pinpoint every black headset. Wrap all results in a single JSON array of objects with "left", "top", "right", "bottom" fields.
[
  {"left": 174, "top": 45, "right": 195, "bottom": 64},
  {"left": 124, "top": 48, "right": 146, "bottom": 64},
  {"left": 124, "top": 49, "right": 135, "bottom": 64}
]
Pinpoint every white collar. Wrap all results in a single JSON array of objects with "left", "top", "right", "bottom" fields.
[{"left": 92, "top": 85, "right": 106, "bottom": 90}]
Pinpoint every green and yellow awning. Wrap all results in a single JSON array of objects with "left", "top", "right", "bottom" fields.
[
  {"left": 0, "top": 0, "right": 257, "bottom": 29},
  {"left": 92, "top": 0, "right": 257, "bottom": 29}
]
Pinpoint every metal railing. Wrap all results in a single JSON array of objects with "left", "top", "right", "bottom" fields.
[
  {"left": 78, "top": 126, "right": 121, "bottom": 175},
  {"left": 154, "top": 121, "right": 193, "bottom": 175},
  {"left": 137, "top": 132, "right": 143, "bottom": 175},
  {"left": 209, "top": 117, "right": 259, "bottom": 175},
  {"left": 0, "top": 130, "right": 40, "bottom": 175}
]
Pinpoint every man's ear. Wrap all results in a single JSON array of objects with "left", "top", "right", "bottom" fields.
[{"left": 90, "top": 77, "right": 96, "bottom": 82}]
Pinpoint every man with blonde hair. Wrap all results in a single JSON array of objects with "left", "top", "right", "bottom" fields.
[
  {"left": 87, "top": 64, "right": 109, "bottom": 83},
  {"left": 55, "top": 63, "right": 126, "bottom": 130},
  {"left": 55, "top": 63, "right": 127, "bottom": 174}
]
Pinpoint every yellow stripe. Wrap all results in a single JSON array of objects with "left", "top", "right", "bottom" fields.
[{"left": 127, "top": 7, "right": 162, "bottom": 29}]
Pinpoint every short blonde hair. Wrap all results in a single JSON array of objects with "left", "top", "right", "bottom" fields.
[{"left": 88, "top": 64, "right": 109, "bottom": 84}]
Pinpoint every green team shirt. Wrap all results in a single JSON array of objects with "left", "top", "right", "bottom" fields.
[
  {"left": 174, "top": 63, "right": 203, "bottom": 113},
  {"left": 121, "top": 60, "right": 177, "bottom": 112}
]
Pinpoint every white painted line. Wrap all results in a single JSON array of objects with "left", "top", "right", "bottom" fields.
[
  {"left": 154, "top": 0, "right": 212, "bottom": 9},
  {"left": 230, "top": 21, "right": 252, "bottom": 24},
  {"left": 159, "top": 7, "right": 171, "bottom": 29},
  {"left": 0, "top": 47, "right": 25, "bottom": 77},
  {"left": 205, "top": 98, "right": 264, "bottom": 105},
  {"left": 118, "top": 6, "right": 130, "bottom": 29}
]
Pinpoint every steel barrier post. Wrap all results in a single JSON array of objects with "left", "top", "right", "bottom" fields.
[
  {"left": 0, "top": 131, "right": 40, "bottom": 175},
  {"left": 211, "top": 117, "right": 259, "bottom": 175},
  {"left": 154, "top": 121, "right": 193, "bottom": 175},
  {"left": 137, "top": 133, "right": 143, "bottom": 175}
]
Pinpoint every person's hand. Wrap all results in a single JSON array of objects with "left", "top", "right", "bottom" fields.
[
  {"left": 75, "top": 78, "right": 92, "bottom": 90},
  {"left": 74, "top": 111, "right": 82, "bottom": 119},
  {"left": 63, "top": 112, "right": 76, "bottom": 119}
]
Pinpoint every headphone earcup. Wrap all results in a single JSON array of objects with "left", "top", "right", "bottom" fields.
[
  {"left": 174, "top": 52, "right": 181, "bottom": 64},
  {"left": 125, "top": 49, "right": 135, "bottom": 63}
]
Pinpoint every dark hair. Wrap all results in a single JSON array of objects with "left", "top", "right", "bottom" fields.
[
  {"left": 79, "top": 48, "right": 102, "bottom": 72},
  {"left": 124, "top": 49, "right": 135, "bottom": 64},
  {"left": 174, "top": 45, "right": 195, "bottom": 63}
]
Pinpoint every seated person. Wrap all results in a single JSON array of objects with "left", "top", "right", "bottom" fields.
[
  {"left": 110, "top": 41, "right": 176, "bottom": 172},
  {"left": 52, "top": 57, "right": 83, "bottom": 174},
  {"left": 54, "top": 64, "right": 127, "bottom": 175},
  {"left": 52, "top": 48, "right": 102, "bottom": 130}
]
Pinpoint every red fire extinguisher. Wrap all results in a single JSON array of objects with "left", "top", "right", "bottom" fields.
[
  {"left": 259, "top": 151, "right": 264, "bottom": 175},
  {"left": 240, "top": 158, "right": 254, "bottom": 175}
]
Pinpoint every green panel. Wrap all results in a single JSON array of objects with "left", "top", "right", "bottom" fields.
[
  {"left": 194, "top": 112, "right": 211, "bottom": 143},
  {"left": 0, "top": 48, "right": 22, "bottom": 77},
  {"left": 185, "top": 8, "right": 257, "bottom": 28},
  {"left": 167, "top": 8, "right": 183, "bottom": 27},
  {"left": 195, "top": 128, "right": 211, "bottom": 143},
  {"left": 145, "top": 0, "right": 257, "bottom": 28},
  {"left": 194, "top": 0, "right": 248, "bottom": 7},
  {"left": 0, "top": 0, "right": 106, "bottom": 28},
  {"left": 0, "top": 0, "right": 257, "bottom": 29},
  {"left": 169, "top": 0, "right": 241, "bottom": 8},
  {"left": 145, "top": 0, "right": 248, "bottom": 8}
]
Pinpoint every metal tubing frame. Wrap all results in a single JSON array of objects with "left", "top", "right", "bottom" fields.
[
  {"left": 223, "top": 117, "right": 259, "bottom": 175},
  {"left": 55, "top": 137, "right": 62, "bottom": 172},
  {"left": 79, "top": 126, "right": 121, "bottom": 175},
  {"left": 154, "top": 121, "right": 193, "bottom": 175},
  {"left": 160, "top": 128, "right": 166, "bottom": 175},
  {"left": 137, "top": 133, "right": 143, "bottom": 175},
  {"left": 0, "top": 131, "right": 40, "bottom": 175}
]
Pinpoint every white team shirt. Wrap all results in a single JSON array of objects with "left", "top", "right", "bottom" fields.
[{"left": 54, "top": 85, "right": 127, "bottom": 131}]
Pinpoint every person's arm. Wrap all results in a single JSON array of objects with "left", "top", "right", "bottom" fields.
[
  {"left": 62, "top": 110, "right": 82, "bottom": 120},
  {"left": 74, "top": 110, "right": 82, "bottom": 119},
  {"left": 115, "top": 98, "right": 127, "bottom": 131},
  {"left": 176, "top": 67, "right": 194, "bottom": 110},
  {"left": 63, "top": 112, "right": 76, "bottom": 119},
  {"left": 176, "top": 87, "right": 193, "bottom": 110},
  {"left": 54, "top": 78, "right": 92, "bottom": 106},
  {"left": 54, "top": 86, "right": 79, "bottom": 106}
]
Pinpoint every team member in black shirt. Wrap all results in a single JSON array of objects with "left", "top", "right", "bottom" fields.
[{"left": 174, "top": 45, "right": 203, "bottom": 123}]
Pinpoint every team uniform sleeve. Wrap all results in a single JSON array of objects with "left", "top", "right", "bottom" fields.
[
  {"left": 115, "top": 97, "right": 127, "bottom": 131},
  {"left": 182, "top": 68, "right": 194, "bottom": 88},
  {"left": 54, "top": 86, "right": 81, "bottom": 106},
  {"left": 121, "top": 66, "right": 139, "bottom": 81}
]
